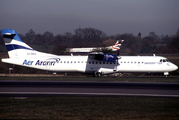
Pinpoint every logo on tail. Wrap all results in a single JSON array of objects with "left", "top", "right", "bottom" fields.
[
  {"left": 112, "top": 40, "right": 124, "bottom": 51},
  {"left": 1, "top": 29, "right": 34, "bottom": 58}
]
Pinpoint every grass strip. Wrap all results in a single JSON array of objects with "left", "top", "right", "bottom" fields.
[{"left": 0, "top": 97, "right": 179, "bottom": 119}]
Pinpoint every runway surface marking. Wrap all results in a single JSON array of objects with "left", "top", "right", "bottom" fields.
[
  {"left": 1, "top": 92, "right": 179, "bottom": 97},
  {"left": 1, "top": 81, "right": 179, "bottom": 97}
]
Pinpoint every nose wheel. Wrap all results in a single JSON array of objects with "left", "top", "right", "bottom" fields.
[{"left": 164, "top": 72, "right": 169, "bottom": 77}]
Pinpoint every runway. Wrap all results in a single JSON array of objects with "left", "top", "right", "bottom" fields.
[{"left": 0, "top": 80, "right": 179, "bottom": 97}]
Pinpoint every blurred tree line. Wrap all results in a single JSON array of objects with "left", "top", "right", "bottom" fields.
[{"left": 0, "top": 27, "right": 179, "bottom": 55}]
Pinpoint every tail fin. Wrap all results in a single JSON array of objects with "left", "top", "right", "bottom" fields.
[
  {"left": 111, "top": 40, "right": 124, "bottom": 51},
  {"left": 1, "top": 29, "right": 34, "bottom": 58}
]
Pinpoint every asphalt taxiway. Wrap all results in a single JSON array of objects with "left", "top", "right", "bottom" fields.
[{"left": 0, "top": 80, "right": 179, "bottom": 97}]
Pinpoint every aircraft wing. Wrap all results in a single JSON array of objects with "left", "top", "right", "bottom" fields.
[{"left": 88, "top": 52, "right": 117, "bottom": 62}]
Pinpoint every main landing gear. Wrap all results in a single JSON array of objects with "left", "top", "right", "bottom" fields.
[{"left": 93, "top": 72, "right": 102, "bottom": 77}]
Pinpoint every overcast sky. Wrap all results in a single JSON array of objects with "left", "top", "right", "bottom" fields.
[{"left": 0, "top": 0, "right": 179, "bottom": 37}]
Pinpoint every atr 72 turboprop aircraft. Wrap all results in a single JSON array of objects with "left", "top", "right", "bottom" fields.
[
  {"left": 1, "top": 29, "right": 178, "bottom": 77},
  {"left": 66, "top": 40, "right": 124, "bottom": 53}
]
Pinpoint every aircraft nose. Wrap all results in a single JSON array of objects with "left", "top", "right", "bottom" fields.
[{"left": 173, "top": 64, "right": 178, "bottom": 71}]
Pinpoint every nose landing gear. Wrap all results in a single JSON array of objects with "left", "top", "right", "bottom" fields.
[{"left": 164, "top": 72, "right": 169, "bottom": 77}]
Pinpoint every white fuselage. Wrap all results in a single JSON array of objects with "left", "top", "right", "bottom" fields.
[
  {"left": 2, "top": 55, "right": 178, "bottom": 75},
  {"left": 67, "top": 46, "right": 114, "bottom": 53},
  {"left": 66, "top": 40, "right": 123, "bottom": 53}
]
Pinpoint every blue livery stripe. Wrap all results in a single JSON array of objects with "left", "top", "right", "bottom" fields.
[{"left": 6, "top": 44, "right": 34, "bottom": 51}]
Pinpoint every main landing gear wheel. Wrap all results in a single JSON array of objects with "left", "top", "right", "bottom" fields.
[{"left": 93, "top": 72, "right": 101, "bottom": 77}]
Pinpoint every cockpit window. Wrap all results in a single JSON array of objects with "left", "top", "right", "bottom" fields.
[{"left": 160, "top": 59, "right": 169, "bottom": 62}]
